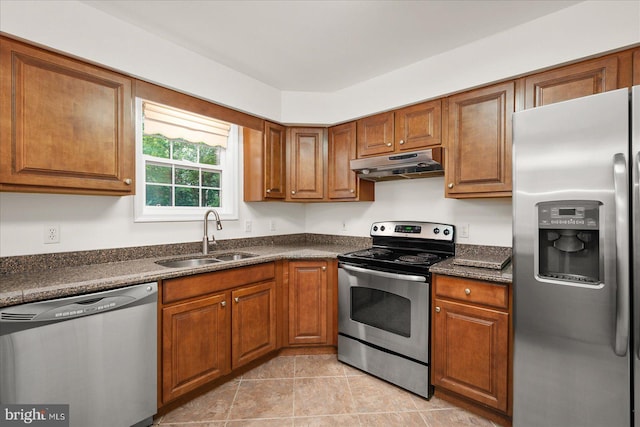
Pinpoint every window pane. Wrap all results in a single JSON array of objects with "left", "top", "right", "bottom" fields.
[
  {"left": 146, "top": 185, "right": 172, "bottom": 206},
  {"left": 146, "top": 164, "right": 172, "bottom": 184},
  {"left": 202, "top": 171, "right": 221, "bottom": 188},
  {"left": 173, "top": 139, "right": 198, "bottom": 162},
  {"left": 200, "top": 144, "right": 220, "bottom": 165},
  {"left": 202, "top": 189, "right": 220, "bottom": 207},
  {"left": 175, "top": 187, "right": 199, "bottom": 206},
  {"left": 175, "top": 167, "right": 199, "bottom": 186},
  {"left": 142, "top": 134, "right": 170, "bottom": 159}
]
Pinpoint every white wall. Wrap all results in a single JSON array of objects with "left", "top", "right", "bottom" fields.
[{"left": 0, "top": 0, "right": 637, "bottom": 256}]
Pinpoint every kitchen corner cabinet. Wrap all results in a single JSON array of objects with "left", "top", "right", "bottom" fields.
[
  {"left": 432, "top": 274, "right": 511, "bottom": 415},
  {"left": 160, "top": 263, "right": 277, "bottom": 405},
  {"left": 285, "top": 260, "right": 336, "bottom": 346},
  {"left": 524, "top": 53, "right": 628, "bottom": 109},
  {"left": 356, "top": 100, "right": 442, "bottom": 158},
  {"left": 0, "top": 36, "right": 134, "bottom": 196},
  {"left": 327, "top": 122, "right": 374, "bottom": 201},
  {"left": 287, "top": 127, "right": 326, "bottom": 200},
  {"left": 243, "top": 122, "right": 286, "bottom": 201},
  {"left": 445, "top": 81, "right": 514, "bottom": 198}
]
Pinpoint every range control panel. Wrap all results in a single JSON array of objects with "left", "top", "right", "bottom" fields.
[
  {"left": 538, "top": 201, "right": 600, "bottom": 230},
  {"left": 370, "top": 221, "right": 455, "bottom": 241}
]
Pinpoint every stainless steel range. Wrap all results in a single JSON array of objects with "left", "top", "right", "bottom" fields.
[{"left": 337, "top": 221, "right": 455, "bottom": 398}]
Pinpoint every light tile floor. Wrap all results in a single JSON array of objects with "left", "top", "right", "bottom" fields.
[{"left": 154, "top": 354, "right": 498, "bottom": 426}]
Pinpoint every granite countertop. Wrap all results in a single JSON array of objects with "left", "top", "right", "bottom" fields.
[
  {"left": 0, "top": 235, "right": 369, "bottom": 308},
  {"left": 430, "top": 244, "right": 512, "bottom": 284}
]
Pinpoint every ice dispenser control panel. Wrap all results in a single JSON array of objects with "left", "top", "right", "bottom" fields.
[{"left": 538, "top": 202, "right": 599, "bottom": 230}]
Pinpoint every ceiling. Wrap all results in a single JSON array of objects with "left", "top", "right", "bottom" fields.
[{"left": 82, "top": 0, "right": 581, "bottom": 92}]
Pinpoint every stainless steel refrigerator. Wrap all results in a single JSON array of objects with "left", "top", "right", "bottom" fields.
[{"left": 512, "top": 86, "right": 639, "bottom": 427}]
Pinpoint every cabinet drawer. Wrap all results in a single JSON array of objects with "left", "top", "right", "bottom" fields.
[
  {"left": 434, "top": 275, "right": 508, "bottom": 309},
  {"left": 163, "top": 262, "right": 276, "bottom": 304}
]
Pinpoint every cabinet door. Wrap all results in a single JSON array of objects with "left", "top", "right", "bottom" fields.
[
  {"left": 288, "top": 128, "right": 325, "bottom": 200},
  {"left": 432, "top": 298, "right": 509, "bottom": 412},
  {"left": 634, "top": 49, "right": 640, "bottom": 85},
  {"left": 288, "top": 261, "right": 329, "bottom": 345},
  {"left": 445, "top": 81, "right": 514, "bottom": 198},
  {"left": 0, "top": 37, "right": 134, "bottom": 195},
  {"left": 395, "top": 100, "right": 442, "bottom": 151},
  {"left": 524, "top": 55, "right": 620, "bottom": 109},
  {"left": 263, "top": 121, "right": 286, "bottom": 199},
  {"left": 231, "top": 281, "right": 277, "bottom": 369},
  {"left": 162, "top": 292, "right": 230, "bottom": 403},
  {"left": 328, "top": 122, "right": 357, "bottom": 199},
  {"left": 356, "top": 111, "right": 395, "bottom": 157}
]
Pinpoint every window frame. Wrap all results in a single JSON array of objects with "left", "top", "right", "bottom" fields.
[{"left": 133, "top": 97, "right": 239, "bottom": 222}]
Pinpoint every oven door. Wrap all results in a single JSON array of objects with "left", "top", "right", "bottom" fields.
[{"left": 338, "top": 263, "right": 430, "bottom": 362}]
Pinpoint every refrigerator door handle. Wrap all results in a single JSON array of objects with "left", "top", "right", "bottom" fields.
[
  {"left": 613, "top": 153, "right": 630, "bottom": 357},
  {"left": 634, "top": 152, "right": 640, "bottom": 359}
]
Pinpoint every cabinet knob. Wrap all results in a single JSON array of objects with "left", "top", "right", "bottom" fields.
[
  {"left": 291, "top": 190, "right": 296, "bottom": 195},
  {"left": 448, "top": 183, "right": 454, "bottom": 189},
  {"left": 465, "top": 288, "right": 471, "bottom": 295},
  {"left": 435, "top": 307, "right": 441, "bottom": 313},
  {"left": 386, "top": 142, "right": 392, "bottom": 147},
  {"left": 322, "top": 266, "right": 327, "bottom": 271},
  {"left": 234, "top": 297, "right": 239, "bottom": 303},
  {"left": 221, "top": 301, "right": 226, "bottom": 307},
  {"left": 124, "top": 178, "right": 132, "bottom": 185},
  {"left": 266, "top": 188, "right": 271, "bottom": 193},
  {"left": 399, "top": 139, "right": 405, "bottom": 145},
  {"left": 350, "top": 189, "right": 355, "bottom": 193}
]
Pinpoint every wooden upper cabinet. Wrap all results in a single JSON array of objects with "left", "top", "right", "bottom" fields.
[
  {"left": 395, "top": 100, "right": 442, "bottom": 151},
  {"left": 633, "top": 48, "right": 640, "bottom": 85},
  {"left": 263, "top": 121, "right": 287, "bottom": 199},
  {"left": 0, "top": 36, "right": 134, "bottom": 195},
  {"left": 357, "top": 111, "right": 395, "bottom": 157},
  {"left": 445, "top": 81, "right": 514, "bottom": 198},
  {"left": 524, "top": 55, "right": 621, "bottom": 109},
  {"left": 327, "top": 122, "right": 374, "bottom": 201},
  {"left": 287, "top": 127, "right": 325, "bottom": 200}
]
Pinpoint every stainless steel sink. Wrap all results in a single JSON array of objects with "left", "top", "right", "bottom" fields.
[
  {"left": 213, "top": 253, "right": 258, "bottom": 261},
  {"left": 155, "top": 258, "right": 221, "bottom": 268},
  {"left": 155, "top": 253, "right": 257, "bottom": 268}
]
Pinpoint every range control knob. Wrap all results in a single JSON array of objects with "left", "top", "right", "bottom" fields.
[
  {"left": 380, "top": 226, "right": 386, "bottom": 232},
  {"left": 433, "top": 228, "right": 440, "bottom": 234},
  {"left": 373, "top": 226, "right": 378, "bottom": 232},
  {"left": 443, "top": 229, "right": 450, "bottom": 236}
]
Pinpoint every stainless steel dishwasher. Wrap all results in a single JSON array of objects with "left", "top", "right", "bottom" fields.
[{"left": 0, "top": 282, "right": 157, "bottom": 427}]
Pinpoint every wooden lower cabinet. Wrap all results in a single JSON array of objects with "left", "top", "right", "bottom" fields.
[
  {"left": 286, "top": 260, "right": 332, "bottom": 345},
  {"left": 432, "top": 274, "right": 511, "bottom": 416},
  {"left": 231, "top": 280, "right": 277, "bottom": 369},
  {"left": 161, "top": 292, "right": 230, "bottom": 403}
]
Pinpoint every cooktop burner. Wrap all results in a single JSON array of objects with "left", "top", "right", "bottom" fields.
[{"left": 338, "top": 221, "right": 456, "bottom": 275}]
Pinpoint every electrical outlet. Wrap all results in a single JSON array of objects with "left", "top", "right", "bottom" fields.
[
  {"left": 341, "top": 220, "right": 347, "bottom": 232},
  {"left": 245, "top": 220, "right": 252, "bottom": 232},
  {"left": 44, "top": 225, "right": 60, "bottom": 244},
  {"left": 459, "top": 223, "right": 469, "bottom": 239},
  {"left": 269, "top": 220, "right": 276, "bottom": 231}
]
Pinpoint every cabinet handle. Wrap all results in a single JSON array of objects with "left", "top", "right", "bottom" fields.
[
  {"left": 220, "top": 301, "right": 226, "bottom": 307},
  {"left": 124, "top": 178, "right": 132, "bottom": 185},
  {"left": 291, "top": 190, "right": 296, "bottom": 195},
  {"left": 266, "top": 188, "right": 271, "bottom": 193},
  {"left": 448, "top": 183, "right": 454, "bottom": 189},
  {"left": 464, "top": 288, "right": 471, "bottom": 295},
  {"left": 234, "top": 297, "right": 239, "bottom": 303},
  {"left": 435, "top": 307, "right": 441, "bottom": 313},
  {"left": 322, "top": 266, "right": 327, "bottom": 271},
  {"left": 386, "top": 142, "right": 392, "bottom": 147},
  {"left": 399, "top": 140, "right": 405, "bottom": 145},
  {"left": 350, "top": 189, "right": 355, "bottom": 193}
]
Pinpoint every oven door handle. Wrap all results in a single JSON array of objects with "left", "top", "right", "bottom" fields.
[{"left": 339, "top": 264, "right": 426, "bottom": 282}]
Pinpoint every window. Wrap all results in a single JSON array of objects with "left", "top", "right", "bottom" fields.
[{"left": 134, "top": 99, "right": 239, "bottom": 222}]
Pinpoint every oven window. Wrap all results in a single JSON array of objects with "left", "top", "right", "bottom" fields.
[{"left": 350, "top": 288, "right": 411, "bottom": 337}]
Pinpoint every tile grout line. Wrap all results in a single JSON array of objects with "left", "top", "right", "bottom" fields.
[{"left": 223, "top": 376, "right": 243, "bottom": 426}]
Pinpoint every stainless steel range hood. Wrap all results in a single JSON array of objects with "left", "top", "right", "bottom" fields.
[{"left": 350, "top": 148, "right": 444, "bottom": 182}]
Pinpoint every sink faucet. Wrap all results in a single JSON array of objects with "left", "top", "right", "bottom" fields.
[{"left": 203, "top": 209, "right": 223, "bottom": 254}]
